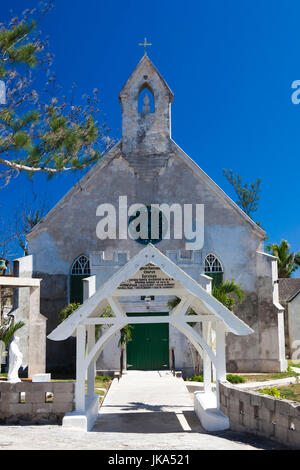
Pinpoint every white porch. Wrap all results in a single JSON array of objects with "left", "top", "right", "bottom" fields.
[{"left": 48, "top": 244, "right": 253, "bottom": 431}]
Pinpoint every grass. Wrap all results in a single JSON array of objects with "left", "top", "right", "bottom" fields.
[
  {"left": 50, "top": 376, "right": 112, "bottom": 404},
  {"left": 288, "top": 362, "right": 300, "bottom": 369},
  {"left": 239, "top": 369, "right": 300, "bottom": 383},
  {"left": 258, "top": 383, "right": 300, "bottom": 403},
  {"left": 86, "top": 376, "right": 111, "bottom": 405},
  {"left": 278, "top": 383, "right": 300, "bottom": 402}
]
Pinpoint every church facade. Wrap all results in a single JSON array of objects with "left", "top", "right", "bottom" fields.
[{"left": 26, "top": 55, "right": 287, "bottom": 376}]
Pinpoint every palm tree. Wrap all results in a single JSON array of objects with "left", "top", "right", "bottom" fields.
[
  {"left": 0, "top": 317, "right": 25, "bottom": 373},
  {"left": 167, "top": 280, "right": 244, "bottom": 376},
  {"left": 212, "top": 280, "right": 244, "bottom": 311},
  {"left": 167, "top": 280, "right": 244, "bottom": 313},
  {"left": 266, "top": 240, "right": 300, "bottom": 278}
]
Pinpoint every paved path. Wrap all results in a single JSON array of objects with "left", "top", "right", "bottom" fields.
[
  {"left": 0, "top": 371, "right": 285, "bottom": 450},
  {"left": 90, "top": 370, "right": 283, "bottom": 450}
]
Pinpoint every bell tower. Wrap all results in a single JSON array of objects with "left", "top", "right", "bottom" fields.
[{"left": 119, "top": 54, "right": 174, "bottom": 157}]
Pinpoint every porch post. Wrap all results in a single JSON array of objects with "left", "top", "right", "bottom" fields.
[
  {"left": 83, "top": 276, "right": 96, "bottom": 301},
  {"left": 215, "top": 321, "right": 226, "bottom": 408},
  {"left": 75, "top": 324, "right": 86, "bottom": 412},
  {"left": 84, "top": 276, "right": 96, "bottom": 399},
  {"left": 202, "top": 322, "right": 212, "bottom": 394},
  {"left": 87, "top": 325, "right": 96, "bottom": 398},
  {"left": 28, "top": 285, "right": 46, "bottom": 377}
]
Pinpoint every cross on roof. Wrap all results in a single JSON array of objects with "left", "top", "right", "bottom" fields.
[{"left": 139, "top": 37, "right": 152, "bottom": 55}]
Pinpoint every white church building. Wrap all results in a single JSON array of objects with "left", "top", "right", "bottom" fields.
[{"left": 25, "top": 53, "right": 287, "bottom": 377}]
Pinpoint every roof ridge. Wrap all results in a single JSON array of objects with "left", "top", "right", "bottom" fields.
[
  {"left": 171, "top": 140, "right": 266, "bottom": 238},
  {"left": 26, "top": 141, "right": 122, "bottom": 240}
]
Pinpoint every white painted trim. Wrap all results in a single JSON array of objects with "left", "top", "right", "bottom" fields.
[
  {"left": 113, "top": 288, "right": 187, "bottom": 297},
  {"left": 169, "top": 297, "right": 189, "bottom": 316},
  {"left": 84, "top": 321, "right": 127, "bottom": 369},
  {"left": 48, "top": 244, "right": 253, "bottom": 341},
  {"left": 83, "top": 276, "right": 96, "bottom": 302},
  {"left": 170, "top": 318, "right": 216, "bottom": 366},
  {"left": 202, "top": 322, "right": 212, "bottom": 394},
  {"left": 0, "top": 277, "right": 41, "bottom": 287},
  {"left": 108, "top": 296, "right": 127, "bottom": 318},
  {"left": 84, "top": 314, "right": 216, "bottom": 325},
  {"left": 75, "top": 325, "right": 86, "bottom": 412}
]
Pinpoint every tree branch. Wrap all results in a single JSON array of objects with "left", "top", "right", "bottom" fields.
[{"left": 0, "top": 157, "right": 73, "bottom": 173}]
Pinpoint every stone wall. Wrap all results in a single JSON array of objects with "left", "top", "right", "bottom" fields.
[
  {"left": 11, "top": 256, "right": 47, "bottom": 377},
  {"left": 288, "top": 294, "right": 300, "bottom": 361},
  {"left": 219, "top": 381, "right": 300, "bottom": 449},
  {"left": 0, "top": 381, "right": 74, "bottom": 424}
]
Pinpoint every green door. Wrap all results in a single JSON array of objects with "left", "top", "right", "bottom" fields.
[
  {"left": 127, "top": 313, "right": 169, "bottom": 370},
  {"left": 208, "top": 272, "right": 223, "bottom": 288},
  {"left": 70, "top": 275, "right": 87, "bottom": 304}
]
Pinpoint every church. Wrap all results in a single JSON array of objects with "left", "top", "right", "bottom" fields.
[{"left": 25, "top": 52, "right": 287, "bottom": 377}]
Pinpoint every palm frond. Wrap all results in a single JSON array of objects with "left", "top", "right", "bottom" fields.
[
  {"left": 266, "top": 239, "right": 299, "bottom": 278},
  {"left": 0, "top": 320, "right": 25, "bottom": 347},
  {"left": 213, "top": 280, "right": 244, "bottom": 311},
  {"left": 167, "top": 296, "right": 181, "bottom": 310}
]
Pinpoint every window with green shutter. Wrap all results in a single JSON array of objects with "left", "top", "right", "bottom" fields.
[
  {"left": 204, "top": 254, "right": 223, "bottom": 288},
  {"left": 70, "top": 255, "right": 90, "bottom": 304}
]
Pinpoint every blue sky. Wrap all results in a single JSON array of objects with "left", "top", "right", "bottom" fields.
[{"left": 1, "top": 0, "right": 300, "bottom": 260}]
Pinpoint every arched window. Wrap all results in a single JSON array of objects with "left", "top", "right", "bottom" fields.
[
  {"left": 70, "top": 255, "right": 90, "bottom": 304},
  {"left": 204, "top": 254, "right": 223, "bottom": 288},
  {"left": 138, "top": 85, "right": 155, "bottom": 114},
  {"left": 71, "top": 255, "right": 90, "bottom": 276}
]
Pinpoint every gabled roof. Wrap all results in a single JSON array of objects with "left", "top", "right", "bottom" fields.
[
  {"left": 27, "top": 55, "right": 265, "bottom": 240},
  {"left": 171, "top": 141, "right": 266, "bottom": 238},
  {"left": 119, "top": 55, "right": 174, "bottom": 102},
  {"left": 27, "top": 140, "right": 123, "bottom": 240},
  {"left": 48, "top": 244, "right": 253, "bottom": 341},
  {"left": 279, "top": 278, "right": 300, "bottom": 302},
  {"left": 28, "top": 136, "right": 266, "bottom": 240}
]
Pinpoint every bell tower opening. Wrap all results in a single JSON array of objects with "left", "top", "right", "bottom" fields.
[
  {"left": 119, "top": 55, "right": 174, "bottom": 156},
  {"left": 138, "top": 85, "right": 155, "bottom": 114}
]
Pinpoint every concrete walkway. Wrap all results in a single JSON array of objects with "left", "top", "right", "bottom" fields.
[
  {"left": 94, "top": 370, "right": 195, "bottom": 433},
  {"left": 0, "top": 371, "right": 286, "bottom": 450},
  {"left": 89, "top": 370, "right": 284, "bottom": 450}
]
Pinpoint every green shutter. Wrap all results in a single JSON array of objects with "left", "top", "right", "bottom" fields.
[
  {"left": 208, "top": 272, "right": 223, "bottom": 289},
  {"left": 70, "top": 275, "right": 87, "bottom": 304}
]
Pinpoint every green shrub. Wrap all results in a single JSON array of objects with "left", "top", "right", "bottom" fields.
[
  {"left": 226, "top": 374, "right": 245, "bottom": 384},
  {"left": 95, "top": 375, "right": 111, "bottom": 382},
  {"left": 58, "top": 303, "right": 80, "bottom": 325},
  {"left": 186, "top": 375, "right": 204, "bottom": 382},
  {"left": 258, "top": 386, "right": 281, "bottom": 398}
]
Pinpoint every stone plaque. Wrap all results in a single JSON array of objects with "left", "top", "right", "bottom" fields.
[{"left": 118, "top": 264, "right": 178, "bottom": 290}]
